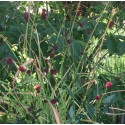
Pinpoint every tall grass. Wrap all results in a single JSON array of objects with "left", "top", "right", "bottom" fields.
[{"left": 0, "top": 1, "right": 125, "bottom": 124}]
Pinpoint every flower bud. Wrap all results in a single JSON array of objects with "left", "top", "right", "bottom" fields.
[
  {"left": 105, "top": 82, "right": 112, "bottom": 89},
  {"left": 109, "top": 21, "right": 114, "bottom": 28},
  {"left": 34, "top": 84, "right": 41, "bottom": 92},
  {"left": 24, "top": 12, "right": 29, "bottom": 22},
  {"left": 95, "top": 95, "right": 101, "bottom": 100},
  {"left": 53, "top": 44, "right": 58, "bottom": 51},
  {"left": 41, "top": 9, "right": 47, "bottom": 20},
  {"left": 6, "top": 57, "right": 12, "bottom": 65},
  {"left": 51, "top": 99, "right": 57, "bottom": 104},
  {"left": 50, "top": 69, "right": 57, "bottom": 75},
  {"left": 26, "top": 70, "right": 31, "bottom": 75},
  {"left": 67, "top": 39, "right": 71, "bottom": 44},
  {"left": 49, "top": 52, "right": 55, "bottom": 58},
  {"left": 19, "top": 66, "right": 26, "bottom": 72}
]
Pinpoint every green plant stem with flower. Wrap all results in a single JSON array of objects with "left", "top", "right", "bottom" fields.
[{"left": 94, "top": 88, "right": 107, "bottom": 122}]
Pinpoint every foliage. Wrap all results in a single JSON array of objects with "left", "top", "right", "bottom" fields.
[{"left": 0, "top": 1, "right": 125, "bottom": 124}]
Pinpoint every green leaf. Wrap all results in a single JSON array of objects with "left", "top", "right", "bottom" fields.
[
  {"left": 106, "top": 34, "right": 125, "bottom": 56},
  {"left": 69, "top": 105, "right": 75, "bottom": 119},
  {"left": 62, "top": 85, "right": 74, "bottom": 98},
  {"left": 118, "top": 42, "right": 125, "bottom": 56},
  {"left": 106, "top": 34, "right": 119, "bottom": 54},
  {"left": 36, "top": 108, "right": 42, "bottom": 114},
  {"left": 50, "top": 35, "right": 56, "bottom": 44},
  {"left": 7, "top": 26, "right": 21, "bottom": 38},
  {"left": 0, "top": 44, "right": 8, "bottom": 57},
  {"left": 94, "top": 22, "right": 106, "bottom": 36},
  {"left": 71, "top": 39, "right": 84, "bottom": 63},
  {"left": 40, "top": 41, "right": 48, "bottom": 57},
  {"left": 102, "top": 94, "right": 115, "bottom": 104},
  {"left": 57, "top": 36, "right": 65, "bottom": 52}
]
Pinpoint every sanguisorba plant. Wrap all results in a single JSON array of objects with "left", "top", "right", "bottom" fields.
[{"left": 1, "top": 1, "right": 125, "bottom": 124}]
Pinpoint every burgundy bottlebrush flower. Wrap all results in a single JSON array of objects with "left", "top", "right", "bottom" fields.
[
  {"left": 45, "top": 59, "right": 49, "bottom": 63},
  {"left": 24, "top": 12, "right": 29, "bottom": 22},
  {"left": 115, "top": 77, "right": 120, "bottom": 81},
  {"left": 34, "top": 84, "right": 41, "bottom": 92},
  {"left": 53, "top": 44, "right": 58, "bottom": 51},
  {"left": 19, "top": 66, "right": 26, "bottom": 72},
  {"left": 77, "top": 10, "right": 81, "bottom": 16},
  {"left": 95, "top": 95, "right": 101, "bottom": 101},
  {"left": 109, "top": 21, "right": 114, "bottom": 28},
  {"left": 6, "top": 57, "right": 12, "bottom": 65},
  {"left": 49, "top": 52, "right": 55, "bottom": 58},
  {"left": 51, "top": 99, "right": 57, "bottom": 104},
  {"left": 26, "top": 70, "right": 31, "bottom": 75},
  {"left": 67, "top": 39, "right": 71, "bottom": 44},
  {"left": 50, "top": 69, "right": 57, "bottom": 75},
  {"left": 41, "top": 9, "right": 47, "bottom": 20},
  {"left": 105, "top": 82, "right": 112, "bottom": 89}
]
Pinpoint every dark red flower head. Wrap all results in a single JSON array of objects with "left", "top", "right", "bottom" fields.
[
  {"left": 26, "top": 70, "right": 31, "bottom": 75},
  {"left": 45, "top": 59, "right": 49, "bottom": 63},
  {"left": 77, "top": 10, "right": 81, "bottom": 16},
  {"left": 105, "top": 82, "right": 112, "bottom": 89},
  {"left": 95, "top": 95, "right": 101, "bottom": 101},
  {"left": 19, "top": 66, "right": 26, "bottom": 72},
  {"left": 6, "top": 57, "right": 12, "bottom": 65},
  {"left": 67, "top": 39, "right": 71, "bottom": 44},
  {"left": 34, "top": 84, "right": 41, "bottom": 92},
  {"left": 41, "top": 9, "right": 47, "bottom": 20},
  {"left": 53, "top": 44, "right": 58, "bottom": 51},
  {"left": 50, "top": 69, "right": 57, "bottom": 75},
  {"left": 24, "top": 12, "right": 29, "bottom": 22},
  {"left": 109, "top": 21, "right": 114, "bottom": 28},
  {"left": 51, "top": 99, "right": 57, "bottom": 104},
  {"left": 49, "top": 52, "right": 55, "bottom": 58}
]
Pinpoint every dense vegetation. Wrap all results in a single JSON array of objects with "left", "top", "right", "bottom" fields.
[{"left": 0, "top": 1, "right": 125, "bottom": 124}]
